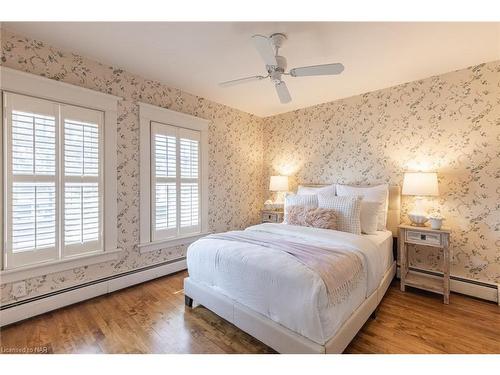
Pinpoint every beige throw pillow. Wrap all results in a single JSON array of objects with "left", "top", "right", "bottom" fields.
[{"left": 284, "top": 206, "right": 337, "bottom": 230}]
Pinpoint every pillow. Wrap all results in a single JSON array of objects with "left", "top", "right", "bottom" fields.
[
  {"left": 317, "top": 194, "right": 362, "bottom": 235},
  {"left": 284, "top": 194, "right": 318, "bottom": 222},
  {"left": 297, "top": 184, "right": 335, "bottom": 196},
  {"left": 335, "top": 184, "right": 389, "bottom": 230},
  {"left": 284, "top": 194, "right": 318, "bottom": 208},
  {"left": 360, "top": 201, "right": 382, "bottom": 234},
  {"left": 284, "top": 206, "right": 337, "bottom": 230}
]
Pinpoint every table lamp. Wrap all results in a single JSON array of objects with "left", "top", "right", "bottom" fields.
[
  {"left": 269, "top": 175, "right": 289, "bottom": 205},
  {"left": 402, "top": 172, "right": 439, "bottom": 226}
]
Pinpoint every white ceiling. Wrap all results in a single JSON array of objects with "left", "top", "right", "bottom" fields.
[{"left": 4, "top": 22, "right": 500, "bottom": 117}]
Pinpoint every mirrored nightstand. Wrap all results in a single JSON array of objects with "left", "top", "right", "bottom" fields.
[{"left": 261, "top": 210, "right": 284, "bottom": 223}]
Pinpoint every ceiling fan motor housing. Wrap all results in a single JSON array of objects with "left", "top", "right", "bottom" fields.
[{"left": 268, "top": 55, "right": 287, "bottom": 83}]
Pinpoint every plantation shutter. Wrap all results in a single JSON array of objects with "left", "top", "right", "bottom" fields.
[
  {"left": 151, "top": 122, "right": 200, "bottom": 241},
  {"left": 4, "top": 93, "right": 59, "bottom": 268},
  {"left": 178, "top": 129, "right": 200, "bottom": 234},
  {"left": 3, "top": 90, "right": 109, "bottom": 271},
  {"left": 62, "top": 105, "right": 103, "bottom": 257},
  {"left": 151, "top": 122, "right": 177, "bottom": 240}
]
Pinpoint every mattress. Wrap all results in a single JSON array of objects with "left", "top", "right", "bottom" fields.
[
  {"left": 362, "top": 229, "right": 394, "bottom": 272},
  {"left": 187, "top": 223, "right": 393, "bottom": 345}
]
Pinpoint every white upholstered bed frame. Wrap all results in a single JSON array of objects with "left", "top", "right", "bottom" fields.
[{"left": 184, "top": 185, "right": 401, "bottom": 354}]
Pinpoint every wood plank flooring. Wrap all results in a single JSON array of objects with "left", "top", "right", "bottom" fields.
[{"left": 1, "top": 270, "right": 499, "bottom": 354}]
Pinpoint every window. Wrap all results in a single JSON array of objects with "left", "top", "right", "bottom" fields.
[
  {"left": 3, "top": 93, "right": 103, "bottom": 268},
  {"left": 138, "top": 103, "right": 208, "bottom": 252},
  {"left": 1, "top": 66, "right": 120, "bottom": 277},
  {"left": 151, "top": 122, "right": 201, "bottom": 240}
]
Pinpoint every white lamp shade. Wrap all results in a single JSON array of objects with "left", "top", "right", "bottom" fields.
[
  {"left": 269, "top": 175, "right": 289, "bottom": 192},
  {"left": 402, "top": 172, "right": 439, "bottom": 196}
]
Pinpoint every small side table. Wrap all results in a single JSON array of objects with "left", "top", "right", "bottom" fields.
[
  {"left": 261, "top": 209, "right": 284, "bottom": 223},
  {"left": 398, "top": 224, "right": 452, "bottom": 304}
]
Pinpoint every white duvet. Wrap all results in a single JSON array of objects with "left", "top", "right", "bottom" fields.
[{"left": 187, "top": 223, "right": 387, "bottom": 345}]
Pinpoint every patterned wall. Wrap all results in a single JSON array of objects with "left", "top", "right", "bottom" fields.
[
  {"left": 0, "top": 29, "right": 264, "bottom": 304},
  {"left": 262, "top": 60, "right": 500, "bottom": 284},
  {"left": 1, "top": 28, "right": 499, "bottom": 305}
]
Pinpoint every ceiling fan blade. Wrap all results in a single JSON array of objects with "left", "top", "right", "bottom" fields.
[
  {"left": 219, "top": 75, "right": 267, "bottom": 88},
  {"left": 290, "top": 63, "right": 345, "bottom": 77},
  {"left": 275, "top": 81, "right": 291, "bottom": 104},
  {"left": 252, "top": 34, "right": 278, "bottom": 66}
]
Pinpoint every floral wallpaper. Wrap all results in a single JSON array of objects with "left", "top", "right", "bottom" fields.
[
  {"left": 1, "top": 28, "right": 499, "bottom": 306},
  {"left": 262, "top": 60, "right": 500, "bottom": 284},
  {"left": 0, "top": 29, "right": 264, "bottom": 304}
]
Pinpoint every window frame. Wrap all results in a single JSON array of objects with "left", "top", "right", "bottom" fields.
[
  {"left": 0, "top": 66, "right": 121, "bottom": 281},
  {"left": 138, "top": 102, "right": 209, "bottom": 253}
]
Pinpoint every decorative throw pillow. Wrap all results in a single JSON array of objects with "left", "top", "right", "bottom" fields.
[
  {"left": 284, "top": 194, "right": 319, "bottom": 223},
  {"left": 360, "top": 201, "right": 382, "bottom": 234},
  {"left": 297, "top": 184, "right": 335, "bottom": 196},
  {"left": 317, "top": 194, "right": 363, "bottom": 235},
  {"left": 284, "top": 206, "right": 337, "bottom": 230},
  {"left": 336, "top": 184, "right": 389, "bottom": 231}
]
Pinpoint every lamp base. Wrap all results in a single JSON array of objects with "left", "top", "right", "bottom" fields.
[{"left": 408, "top": 213, "right": 428, "bottom": 226}]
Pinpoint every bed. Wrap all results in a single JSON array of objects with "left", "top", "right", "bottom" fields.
[{"left": 184, "top": 185, "right": 400, "bottom": 353}]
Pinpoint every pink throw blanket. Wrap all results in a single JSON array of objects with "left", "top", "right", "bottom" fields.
[{"left": 203, "top": 230, "right": 363, "bottom": 305}]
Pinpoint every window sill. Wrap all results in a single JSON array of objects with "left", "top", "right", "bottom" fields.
[
  {"left": 138, "top": 232, "right": 211, "bottom": 254},
  {"left": 0, "top": 248, "right": 122, "bottom": 284}
]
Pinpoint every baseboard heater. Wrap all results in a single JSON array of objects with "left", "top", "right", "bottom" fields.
[
  {"left": 397, "top": 265, "right": 499, "bottom": 305},
  {"left": 0, "top": 257, "right": 187, "bottom": 327}
]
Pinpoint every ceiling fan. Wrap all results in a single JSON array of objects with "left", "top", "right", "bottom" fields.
[{"left": 219, "top": 33, "right": 345, "bottom": 104}]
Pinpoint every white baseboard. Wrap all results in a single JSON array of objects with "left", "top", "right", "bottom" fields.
[
  {"left": 397, "top": 266, "right": 499, "bottom": 305},
  {"left": 0, "top": 258, "right": 187, "bottom": 327}
]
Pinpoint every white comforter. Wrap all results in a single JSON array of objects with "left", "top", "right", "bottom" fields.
[{"left": 187, "top": 223, "right": 386, "bottom": 345}]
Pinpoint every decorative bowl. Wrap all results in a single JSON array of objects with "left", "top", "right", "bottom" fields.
[{"left": 408, "top": 213, "right": 428, "bottom": 226}]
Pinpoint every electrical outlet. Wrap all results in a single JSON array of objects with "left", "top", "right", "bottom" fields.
[{"left": 12, "top": 281, "right": 27, "bottom": 298}]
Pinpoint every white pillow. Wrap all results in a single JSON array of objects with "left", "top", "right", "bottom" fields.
[
  {"left": 336, "top": 184, "right": 389, "bottom": 230},
  {"left": 317, "top": 194, "right": 362, "bottom": 235},
  {"left": 297, "top": 184, "right": 335, "bottom": 196},
  {"left": 284, "top": 194, "right": 318, "bottom": 222},
  {"left": 360, "top": 201, "right": 382, "bottom": 234}
]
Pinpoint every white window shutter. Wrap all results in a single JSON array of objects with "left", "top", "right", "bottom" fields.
[
  {"left": 179, "top": 130, "right": 200, "bottom": 234},
  {"left": 11, "top": 182, "right": 56, "bottom": 251},
  {"left": 4, "top": 93, "right": 59, "bottom": 268},
  {"left": 62, "top": 106, "right": 103, "bottom": 257},
  {"left": 150, "top": 122, "right": 201, "bottom": 240}
]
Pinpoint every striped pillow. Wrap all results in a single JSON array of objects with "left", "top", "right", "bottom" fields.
[{"left": 317, "top": 194, "right": 362, "bottom": 235}]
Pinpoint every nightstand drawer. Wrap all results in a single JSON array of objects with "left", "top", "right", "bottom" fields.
[
  {"left": 406, "top": 230, "right": 442, "bottom": 247},
  {"left": 261, "top": 211, "right": 283, "bottom": 223}
]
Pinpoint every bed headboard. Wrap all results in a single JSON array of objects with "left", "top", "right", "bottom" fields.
[
  {"left": 299, "top": 184, "right": 401, "bottom": 237},
  {"left": 386, "top": 185, "right": 401, "bottom": 237}
]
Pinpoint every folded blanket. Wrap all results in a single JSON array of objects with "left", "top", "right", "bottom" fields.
[{"left": 202, "top": 230, "right": 363, "bottom": 306}]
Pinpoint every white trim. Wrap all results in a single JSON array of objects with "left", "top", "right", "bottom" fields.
[
  {"left": 397, "top": 266, "right": 499, "bottom": 305},
  {"left": 107, "top": 258, "right": 186, "bottom": 293},
  {"left": 138, "top": 231, "right": 211, "bottom": 254},
  {"left": 0, "top": 248, "right": 122, "bottom": 284},
  {"left": 1, "top": 67, "right": 119, "bottom": 273},
  {"left": 0, "top": 92, "right": 3, "bottom": 270},
  {"left": 0, "top": 67, "right": 121, "bottom": 111},
  {"left": 138, "top": 102, "right": 209, "bottom": 247},
  {"left": 0, "top": 258, "right": 186, "bottom": 327},
  {"left": 138, "top": 102, "right": 209, "bottom": 132},
  {"left": 103, "top": 104, "right": 118, "bottom": 253}
]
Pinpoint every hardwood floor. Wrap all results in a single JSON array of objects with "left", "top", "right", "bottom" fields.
[{"left": 1, "top": 270, "right": 499, "bottom": 354}]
